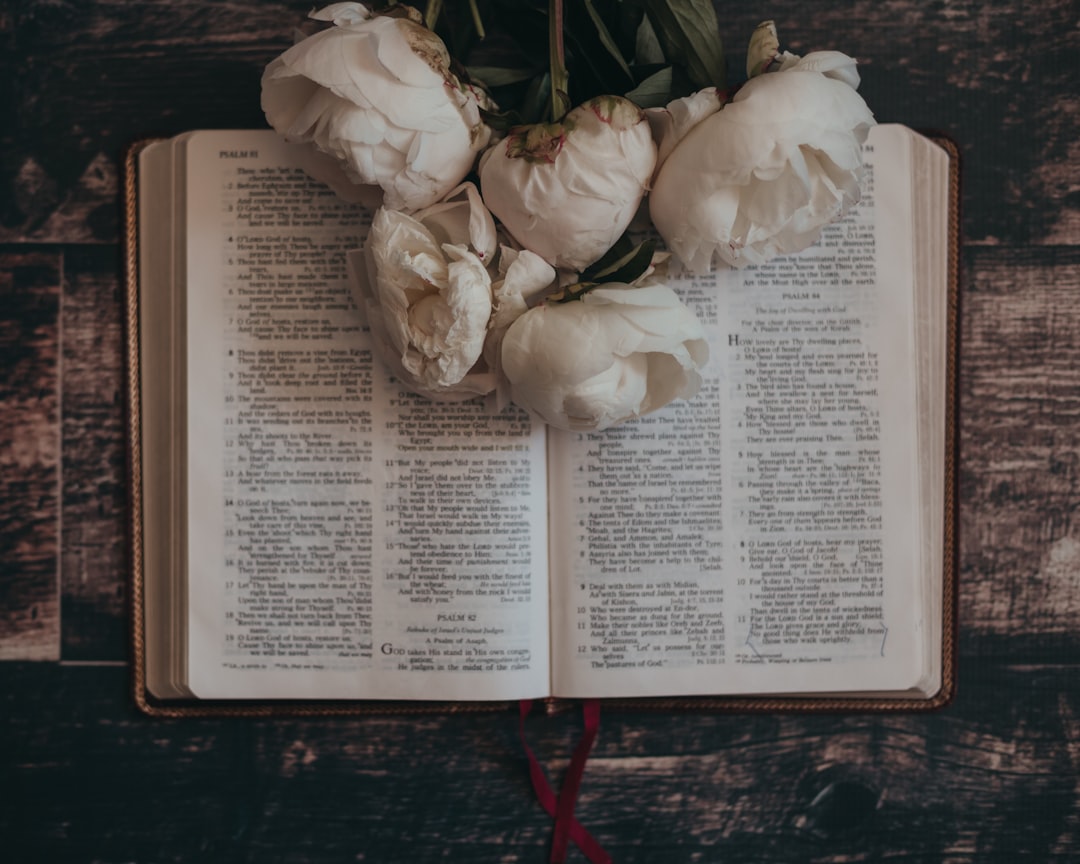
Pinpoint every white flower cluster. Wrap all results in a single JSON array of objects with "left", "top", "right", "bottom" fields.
[{"left": 261, "top": 5, "right": 874, "bottom": 431}]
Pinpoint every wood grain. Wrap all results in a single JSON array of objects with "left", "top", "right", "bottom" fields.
[
  {"left": 0, "top": 251, "right": 60, "bottom": 660},
  {"left": 60, "top": 246, "right": 127, "bottom": 660},
  {"left": 1, "top": 1, "right": 1078, "bottom": 247},
  {"left": 1, "top": 0, "right": 1079, "bottom": 860},
  {"left": 0, "top": 1, "right": 306, "bottom": 245},
  {"left": 1, "top": 663, "right": 1078, "bottom": 862},
  {"left": 959, "top": 247, "right": 1080, "bottom": 657}
]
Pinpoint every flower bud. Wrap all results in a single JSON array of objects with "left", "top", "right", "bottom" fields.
[{"left": 479, "top": 96, "right": 657, "bottom": 272}]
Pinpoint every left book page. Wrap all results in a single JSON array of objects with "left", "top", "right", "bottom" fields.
[{"left": 138, "top": 130, "right": 550, "bottom": 702}]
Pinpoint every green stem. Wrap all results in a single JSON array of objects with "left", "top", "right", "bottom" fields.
[
  {"left": 553, "top": 282, "right": 598, "bottom": 304},
  {"left": 548, "top": 0, "right": 569, "bottom": 120},
  {"left": 424, "top": 0, "right": 443, "bottom": 30},
  {"left": 468, "top": 0, "right": 485, "bottom": 39}
]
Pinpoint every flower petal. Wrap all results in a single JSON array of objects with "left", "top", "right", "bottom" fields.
[
  {"left": 649, "top": 60, "right": 874, "bottom": 271},
  {"left": 479, "top": 97, "right": 656, "bottom": 271},
  {"left": 501, "top": 282, "right": 707, "bottom": 431},
  {"left": 262, "top": 8, "right": 494, "bottom": 212}
]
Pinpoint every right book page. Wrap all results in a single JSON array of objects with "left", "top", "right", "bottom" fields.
[{"left": 548, "top": 124, "right": 946, "bottom": 700}]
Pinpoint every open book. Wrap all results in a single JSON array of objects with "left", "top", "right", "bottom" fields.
[{"left": 126, "top": 124, "right": 958, "bottom": 715}]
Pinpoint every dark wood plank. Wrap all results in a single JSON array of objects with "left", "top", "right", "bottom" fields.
[
  {"left": 0, "top": 1, "right": 1079, "bottom": 861},
  {"left": 959, "top": 246, "right": 1080, "bottom": 658},
  {"left": 718, "top": 0, "right": 1080, "bottom": 246},
  {"left": 60, "top": 246, "right": 128, "bottom": 660},
  {"left": 0, "top": 1, "right": 310, "bottom": 245},
  {"left": 1, "top": 0, "right": 1078, "bottom": 247},
  {"left": 665, "top": 0, "right": 1080, "bottom": 252},
  {"left": 0, "top": 251, "right": 60, "bottom": 660},
  {"left": 1, "top": 662, "right": 1078, "bottom": 861}
]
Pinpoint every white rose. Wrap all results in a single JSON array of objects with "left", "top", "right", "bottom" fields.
[
  {"left": 649, "top": 54, "right": 875, "bottom": 271},
  {"left": 262, "top": 3, "right": 492, "bottom": 212},
  {"left": 479, "top": 96, "right": 657, "bottom": 272},
  {"left": 501, "top": 282, "right": 709, "bottom": 432},
  {"left": 350, "top": 183, "right": 497, "bottom": 400}
]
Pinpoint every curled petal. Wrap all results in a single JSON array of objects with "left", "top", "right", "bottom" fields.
[
  {"left": 311, "top": 3, "right": 374, "bottom": 26},
  {"left": 412, "top": 183, "right": 497, "bottom": 264},
  {"left": 645, "top": 88, "right": 724, "bottom": 179},
  {"left": 777, "top": 51, "right": 862, "bottom": 89},
  {"left": 351, "top": 206, "right": 496, "bottom": 401},
  {"left": 482, "top": 247, "right": 557, "bottom": 409}
]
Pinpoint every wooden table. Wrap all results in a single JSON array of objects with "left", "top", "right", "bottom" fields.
[{"left": 3, "top": 1, "right": 1078, "bottom": 860}]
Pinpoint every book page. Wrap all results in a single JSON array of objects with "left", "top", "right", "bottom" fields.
[
  {"left": 180, "top": 130, "right": 549, "bottom": 701},
  {"left": 138, "top": 139, "right": 190, "bottom": 699},
  {"left": 549, "top": 125, "right": 927, "bottom": 698},
  {"left": 910, "top": 128, "right": 953, "bottom": 698}
]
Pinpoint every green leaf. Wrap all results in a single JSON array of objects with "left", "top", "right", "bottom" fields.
[
  {"left": 561, "top": 1, "right": 637, "bottom": 100},
  {"left": 581, "top": 233, "right": 636, "bottom": 279},
  {"left": 467, "top": 65, "right": 538, "bottom": 87},
  {"left": 520, "top": 71, "right": 552, "bottom": 125},
  {"left": 582, "top": 0, "right": 634, "bottom": 81},
  {"left": 595, "top": 238, "right": 657, "bottom": 285},
  {"left": 564, "top": 25, "right": 631, "bottom": 98},
  {"left": 479, "top": 106, "right": 523, "bottom": 132},
  {"left": 634, "top": 13, "right": 665, "bottom": 65},
  {"left": 470, "top": 2, "right": 550, "bottom": 72},
  {"left": 641, "top": 0, "right": 726, "bottom": 90},
  {"left": 467, "top": 0, "right": 486, "bottom": 39},
  {"left": 552, "top": 281, "right": 600, "bottom": 303},
  {"left": 624, "top": 66, "right": 673, "bottom": 108},
  {"left": 746, "top": 20, "right": 780, "bottom": 78},
  {"left": 610, "top": 0, "right": 646, "bottom": 63},
  {"left": 548, "top": 0, "right": 571, "bottom": 121},
  {"left": 582, "top": 235, "right": 656, "bottom": 284},
  {"left": 424, "top": 0, "right": 443, "bottom": 30},
  {"left": 554, "top": 238, "right": 657, "bottom": 303}
]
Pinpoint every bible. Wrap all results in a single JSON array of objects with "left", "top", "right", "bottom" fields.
[{"left": 126, "top": 123, "right": 958, "bottom": 715}]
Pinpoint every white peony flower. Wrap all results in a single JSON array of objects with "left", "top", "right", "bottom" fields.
[
  {"left": 501, "top": 282, "right": 709, "bottom": 432},
  {"left": 649, "top": 52, "right": 875, "bottom": 272},
  {"left": 350, "top": 183, "right": 497, "bottom": 400},
  {"left": 645, "top": 87, "right": 724, "bottom": 180},
  {"left": 482, "top": 247, "right": 558, "bottom": 410},
  {"left": 773, "top": 51, "right": 863, "bottom": 89},
  {"left": 262, "top": 3, "right": 493, "bottom": 212},
  {"left": 478, "top": 96, "right": 657, "bottom": 272},
  {"left": 747, "top": 22, "right": 861, "bottom": 88}
]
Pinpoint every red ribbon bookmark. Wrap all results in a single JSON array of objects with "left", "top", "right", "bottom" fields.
[{"left": 518, "top": 699, "right": 611, "bottom": 864}]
